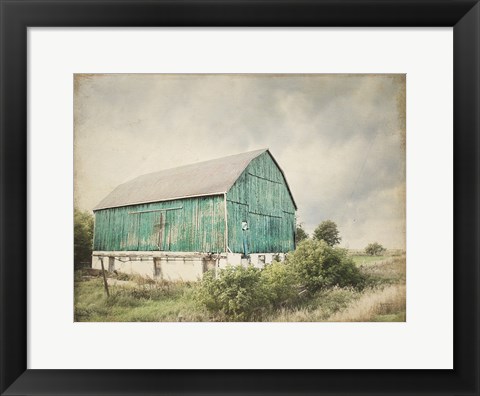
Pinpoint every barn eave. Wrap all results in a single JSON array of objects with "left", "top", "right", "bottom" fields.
[{"left": 93, "top": 191, "right": 225, "bottom": 212}]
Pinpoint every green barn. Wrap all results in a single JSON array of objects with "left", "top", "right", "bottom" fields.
[{"left": 92, "top": 149, "right": 297, "bottom": 281}]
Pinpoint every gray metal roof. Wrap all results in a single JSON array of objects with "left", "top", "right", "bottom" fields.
[{"left": 94, "top": 148, "right": 297, "bottom": 211}]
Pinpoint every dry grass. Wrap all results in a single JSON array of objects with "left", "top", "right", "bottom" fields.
[
  {"left": 265, "top": 287, "right": 360, "bottom": 322},
  {"left": 360, "top": 256, "right": 406, "bottom": 286},
  {"left": 327, "top": 284, "right": 406, "bottom": 322}
]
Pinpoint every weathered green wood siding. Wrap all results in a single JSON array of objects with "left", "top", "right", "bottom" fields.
[
  {"left": 93, "top": 195, "right": 225, "bottom": 252},
  {"left": 226, "top": 151, "right": 296, "bottom": 253}
]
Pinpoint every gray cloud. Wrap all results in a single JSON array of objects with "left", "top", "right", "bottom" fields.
[{"left": 74, "top": 74, "right": 405, "bottom": 249}]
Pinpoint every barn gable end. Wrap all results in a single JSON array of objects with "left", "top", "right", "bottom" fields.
[{"left": 226, "top": 151, "right": 296, "bottom": 254}]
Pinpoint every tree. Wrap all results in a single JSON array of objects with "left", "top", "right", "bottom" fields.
[
  {"left": 295, "top": 223, "right": 308, "bottom": 245},
  {"left": 313, "top": 220, "right": 341, "bottom": 246},
  {"left": 74, "top": 208, "right": 94, "bottom": 268},
  {"left": 365, "top": 242, "right": 386, "bottom": 256}
]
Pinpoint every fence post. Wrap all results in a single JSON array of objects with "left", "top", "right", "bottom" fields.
[{"left": 99, "top": 257, "right": 110, "bottom": 297}]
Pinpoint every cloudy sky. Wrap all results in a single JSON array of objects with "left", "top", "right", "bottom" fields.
[{"left": 74, "top": 74, "right": 405, "bottom": 249}]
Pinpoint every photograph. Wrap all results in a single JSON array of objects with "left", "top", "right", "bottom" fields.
[{"left": 74, "top": 73, "right": 406, "bottom": 322}]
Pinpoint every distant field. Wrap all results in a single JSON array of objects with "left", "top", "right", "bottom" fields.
[{"left": 349, "top": 255, "right": 389, "bottom": 266}]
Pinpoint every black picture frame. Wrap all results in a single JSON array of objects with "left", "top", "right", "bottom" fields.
[{"left": 1, "top": 1, "right": 479, "bottom": 395}]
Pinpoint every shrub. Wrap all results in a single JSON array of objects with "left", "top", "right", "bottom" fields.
[
  {"left": 260, "top": 261, "right": 298, "bottom": 307},
  {"left": 287, "top": 239, "right": 366, "bottom": 292},
  {"left": 196, "top": 242, "right": 367, "bottom": 320},
  {"left": 197, "top": 265, "right": 268, "bottom": 321}
]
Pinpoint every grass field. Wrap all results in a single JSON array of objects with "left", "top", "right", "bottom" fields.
[
  {"left": 350, "top": 255, "right": 388, "bottom": 266},
  {"left": 74, "top": 274, "right": 210, "bottom": 322},
  {"left": 75, "top": 253, "right": 405, "bottom": 322}
]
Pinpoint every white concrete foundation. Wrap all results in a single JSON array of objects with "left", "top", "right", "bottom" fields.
[
  {"left": 92, "top": 250, "right": 287, "bottom": 281},
  {"left": 218, "top": 252, "right": 286, "bottom": 268},
  {"left": 158, "top": 257, "right": 204, "bottom": 282}
]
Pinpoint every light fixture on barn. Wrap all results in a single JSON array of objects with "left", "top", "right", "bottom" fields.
[{"left": 241, "top": 220, "right": 249, "bottom": 257}]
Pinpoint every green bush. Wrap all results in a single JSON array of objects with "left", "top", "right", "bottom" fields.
[
  {"left": 197, "top": 262, "right": 299, "bottom": 320},
  {"left": 260, "top": 261, "right": 298, "bottom": 307},
  {"left": 197, "top": 265, "right": 269, "bottom": 321},
  {"left": 196, "top": 241, "right": 366, "bottom": 320},
  {"left": 287, "top": 239, "right": 366, "bottom": 292}
]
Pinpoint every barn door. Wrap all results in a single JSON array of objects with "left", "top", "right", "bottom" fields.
[
  {"left": 153, "top": 211, "right": 172, "bottom": 251},
  {"left": 153, "top": 212, "right": 165, "bottom": 250}
]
